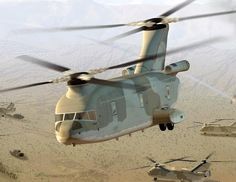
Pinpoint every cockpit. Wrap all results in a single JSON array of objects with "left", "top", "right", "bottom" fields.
[{"left": 55, "top": 111, "right": 97, "bottom": 132}]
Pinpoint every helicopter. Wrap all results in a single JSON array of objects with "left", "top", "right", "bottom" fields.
[
  {"left": 132, "top": 152, "right": 235, "bottom": 182},
  {"left": 190, "top": 119, "right": 236, "bottom": 137},
  {"left": 0, "top": 102, "right": 24, "bottom": 120},
  {"left": 1, "top": 0, "right": 236, "bottom": 146}
]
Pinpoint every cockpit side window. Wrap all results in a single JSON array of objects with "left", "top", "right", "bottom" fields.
[
  {"left": 55, "top": 114, "right": 64, "bottom": 122},
  {"left": 64, "top": 113, "right": 75, "bottom": 120},
  {"left": 75, "top": 112, "right": 89, "bottom": 120}
]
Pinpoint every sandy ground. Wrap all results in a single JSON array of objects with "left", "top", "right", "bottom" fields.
[{"left": 0, "top": 75, "right": 236, "bottom": 182}]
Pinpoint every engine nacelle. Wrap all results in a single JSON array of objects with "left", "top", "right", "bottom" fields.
[
  {"left": 152, "top": 108, "right": 185, "bottom": 125},
  {"left": 165, "top": 60, "right": 190, "bottom": 74}
]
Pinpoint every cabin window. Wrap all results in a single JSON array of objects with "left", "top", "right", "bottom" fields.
[
  {"left": 55, "top": 114, "right": 64, "bottom": 122},
  {"left": 111, "top": 102, "right": 118, "bottom": 116},
  {"left": 64, "top": 113, "right": 75, "bottom": 120},
  {"left": 75, "top": 112, "right": 89, "bottom": 120},
  {"left": 88, "top": 111, "right": 97, "bottom": 120},
  {"left": 138, "top": 93, "right": 144, "bottom": 107}
]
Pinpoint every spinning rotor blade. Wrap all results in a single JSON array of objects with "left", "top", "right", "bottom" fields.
[
  {"left": 193, "top": 121, "right": 204, "bottom": 125},
  {"left": 160, "top": 0, "right": 195, "bottom": 17},
  {"left": 214, "top": 118, "right": 235, "bottom": 122},
  {"left": 96, "top": 38, "right": 221, "bottom": 72},
  {"left": 210, "top": 160, "right": 236, "bottom": 163},
  {"left": 106, "top": 27, "right": 145, "bottom": 42},
  {"left": 205, "top": 152, "right": 215, "bottom": 160},
  {"left": 31, "top": 24, "right": 127, "bottom": 32},
  {"left": 164, "top": 157, "right": 197, "bottom": 164},
  {"left": 89, "top": 78, "right": 136, "bottom": 90},
  {"left": 0, "top": 81, "right": 53, "bottom": 93},
  {"left": 129, "top": 165, "right": 152, "bottom": 170},
  {"left": 146, "top": 157, "right": 157, "bottom": 164},
  {"left": 179, "top": 10, "right": 236, "bottom": 22},
  {"left": 17, "top": 55, "right": 71, "bottom": 72}
]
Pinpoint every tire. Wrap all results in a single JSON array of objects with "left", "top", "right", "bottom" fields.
[
  {"left": 159, "top": 124, "right": 166, "bottom": 131},
  {"left": 167, "top": 123, "right": 174, "bottom": 130}
]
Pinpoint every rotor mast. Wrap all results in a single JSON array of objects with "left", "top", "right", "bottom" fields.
[{"left": 135, "top": 24, "right": 169, "bottom": 74}]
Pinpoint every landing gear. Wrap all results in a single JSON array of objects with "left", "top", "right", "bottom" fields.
[
  {"left": 159, "top": 124, "right": 166, "bottom": 131},
  {"left": 153, "top": 177, "right": 157, "bottom": 181},
  {"left": 166, "top": 123, "right": 174, "bottom": 130},
  {"left": 159, "top": 123, "right": 175, "bottom": 131}
]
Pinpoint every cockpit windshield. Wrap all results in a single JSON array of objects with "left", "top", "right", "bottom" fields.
[
  {"left": 55, "top": 110, "right": 97, "bottom": 122},
  {"left": 64, "top": 113, "right": 75, "bottom": 120},
  {"left": 55, "top": 114, "right": 63, "bottom": 122}
]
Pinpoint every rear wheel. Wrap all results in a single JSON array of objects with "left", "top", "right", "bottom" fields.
[
  {"left": 167, "top": 123, "right": 174, "bottom": 130},
  {"left": 159, "top": 124, "right": 166, "bottom": 131}
]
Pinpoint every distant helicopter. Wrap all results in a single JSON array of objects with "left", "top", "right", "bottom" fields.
[
  {"left": 1, "top": 0, "right": 236, "bottom": 146},
  {"left": 133, "top": 152, "right": 235, "bottom": 182},
  {"left": 190, "top": 119, "right": 236, "bottom": 137},
  {"left": 0, "top": 102, "right": 24, "bottom": 120}
]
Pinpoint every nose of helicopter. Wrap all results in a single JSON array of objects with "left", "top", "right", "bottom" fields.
[{"left": 55, "top": 120, "right": 74, "bottom": 145}]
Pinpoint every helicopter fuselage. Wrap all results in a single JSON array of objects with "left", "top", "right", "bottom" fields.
[
  {"left": 200, "top": 123, "right": 236, "bottom": 137},
  {"left": 54, "top": 71, "right": 184, "bottom": 145},
  {"left": 148, "top": 167, "right": 210, "bottom": 182}
]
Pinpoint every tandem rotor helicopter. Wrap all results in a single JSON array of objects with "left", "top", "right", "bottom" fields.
[
  {"left": 1, "top": 0, "right": 236, "bottom": 146},
  {"left": 132, "top": 153, "right": 236, "bottom": 182}
]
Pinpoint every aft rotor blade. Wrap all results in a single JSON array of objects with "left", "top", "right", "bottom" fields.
[
  {"left": 146, "top": 157, "right": 157, "bottom": 164},
  {"left": 0, "top": 81, "right": 53, "bottom": 93},
  {"left": 205, "top": 152, "right": 215, "bottom": 160},
  {"left": 104, "top": 38, "right": 221, "bottom": 71},
  {"left": 106, "top": 27, "right": 144, "bottom": 42},
  {"left": 210, "top": 160, "right": 236, "bottom": 163},
  {"left": 165, "top": 157, "right": 197, "bottom": 164},
  {"left": 164, "top": 156, "right": 190, "bottom": 164},
  {"left": 191, "top": 162, "right": 205, "bottom": 172},
  {"left": 160, "top": 0, "right": 195, "bottom": 17},
  {"left": 17, "top": 55, "right": 71, "bottom": 73},
  {"left": 179, "top": 10, "right": 236, "bottom": 22}
]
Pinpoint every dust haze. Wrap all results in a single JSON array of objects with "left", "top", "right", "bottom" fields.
[{"left": 0, "top": 0, "right": 236, "bottom": 182}]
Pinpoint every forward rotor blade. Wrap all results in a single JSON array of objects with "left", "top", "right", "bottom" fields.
[
  {"left": 23, "top": 24, "right": 127, "bottom": 33},
  {"left": 89, "top": 78, "right": 136, "bottom": 90},
  {"left": 179, "top": 10, "right": 236, "bottom": 22},
  {"left": 146, "top": 157, "right": 157, "bottom": 164},
  {"left": 0, "top": 81, "right": 53, "bottom": 93},
  {"left": 129, "top": 165, "right": 152, "bottom": 170},
  {"left": 164, "top": 156, "right": 191, "bottom": 164},
  {"left": 105, "top": 27, "right": 144, "bottom": 42},
  {"left": 102, "top": 38, "right": 221, "bottom": 71},
  {"left": 17, "top": 55, "right": 71, "bottom": 73},
  {"left": 160, "top": 0, "right": 195, "bottom": 17}
]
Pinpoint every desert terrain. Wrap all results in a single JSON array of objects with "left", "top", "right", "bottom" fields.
[{"left": 0, "top": 1, "right": 236, "bottom": 181}]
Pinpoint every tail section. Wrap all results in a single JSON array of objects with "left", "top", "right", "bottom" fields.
[{"left": 135, "top": 24, "right": 169, "bottom": 74}]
